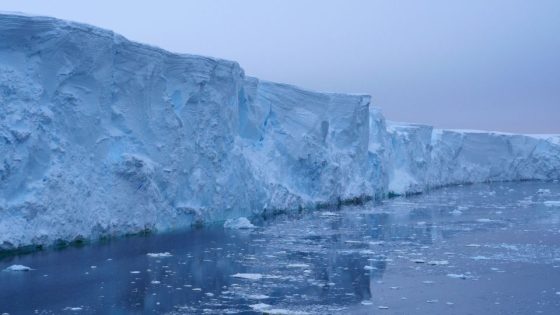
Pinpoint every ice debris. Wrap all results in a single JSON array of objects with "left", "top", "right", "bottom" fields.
[
  {"left": 3, "top": 265, "right": 33, "bottom": 272},
  {"left": 231, "top": 273, "right": 263, "bottom": 280},
  {"left": 147, "top": 252, "right": 173, "bottom": 258},
  {"left": 224, "top": 217, "right": 256, "bottom": 229}
]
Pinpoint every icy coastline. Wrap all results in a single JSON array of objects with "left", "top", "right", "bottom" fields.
[{"left": 1, "top": 13, "right": 559, "bottom": 251}]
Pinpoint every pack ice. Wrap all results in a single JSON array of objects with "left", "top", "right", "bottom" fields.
[{"left": 1, "top": 13, "right": 559, "bottom": 251}]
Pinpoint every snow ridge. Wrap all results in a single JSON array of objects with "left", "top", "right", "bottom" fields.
[{"left": 0, "top": 13, "right": 559, "bottom": 251}]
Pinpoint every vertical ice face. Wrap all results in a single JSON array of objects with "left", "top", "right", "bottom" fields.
[
  {"left": 0, "top": 13, "right": 262, "bottom": 249},
  {"left": 382, "top": 123, "right": 560, "bottom": 195},
  {"left": 428, "top": 130, "right": 560, "bottom": 187},
  {"left": 0, "top": 13, "right": 559, "bottom": 250},
  {"left": 239, "top": 79, "right": 373, "bottom": 211},
  {"left": 384, "top": 123, "right": 434, "bottom": 194}
]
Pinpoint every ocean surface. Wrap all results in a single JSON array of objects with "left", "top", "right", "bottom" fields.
[{"left": 1, "top": 181, "right": 560, "bottom": 314}]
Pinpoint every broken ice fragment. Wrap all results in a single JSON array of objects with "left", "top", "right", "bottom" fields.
[
  {"left": 147, "top": 252, "right": 173, "bottom": 258},
  {"left": 287, "top": 263, "right": 310, "bottom": 268},
  {"left": 447, "top": 273, "right": 467, "bottom": 279},
  {"left": 544, "top": 201, "right": 560, "bottom": 207},
  {"left": 3, "top": 265, "right": 33, "bottom": 272},
  {"left": 224, "top": 217, "right": 256, "bottom": 229},
  {"left": 231, "top": 273, "right": 263, "bottom": 280}
]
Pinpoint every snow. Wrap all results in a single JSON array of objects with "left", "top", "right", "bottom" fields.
[{"left": 0, "top": 13, "right": 559, "bottom": 251}]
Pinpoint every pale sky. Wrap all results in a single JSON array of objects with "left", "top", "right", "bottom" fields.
[{"left": 1, "top": 0, "right": 559, "bottom": 133}]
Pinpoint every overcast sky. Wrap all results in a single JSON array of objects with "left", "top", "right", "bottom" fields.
[{"left": 1, "top": 0, "right": 559, "bottom": 133}]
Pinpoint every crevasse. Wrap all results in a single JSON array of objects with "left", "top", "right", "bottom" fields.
[{"left": 1, "top": 13, "right": 559, "bottom": 250}]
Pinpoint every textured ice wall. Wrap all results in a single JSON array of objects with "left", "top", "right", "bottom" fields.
[
  {"left": 0, "top": 13, "right": 559, "bottom": 250},
  {"left": 384, "top": 123, "right": 560, "bottom": 195},
  {"left": 239, "top": 78, "right": 372, "bottom": 212},
  {"left": 0, "top": 14, "right": 373, "bottom": 249},
  {"left": 0, "top": 13, "right": 265, "bottom": 249}
]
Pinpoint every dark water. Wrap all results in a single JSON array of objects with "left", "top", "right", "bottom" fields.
[{"left": 1, "top": 181, "right": 560, "bottom": 314}]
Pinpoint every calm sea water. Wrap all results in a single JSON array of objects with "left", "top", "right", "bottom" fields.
[{"left": 1, "top": 181, "right": 560, "bottom": 314}]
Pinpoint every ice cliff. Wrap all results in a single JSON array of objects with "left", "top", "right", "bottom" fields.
[{"left": 1, "top": 13, "right": 559, "bottom": 251}]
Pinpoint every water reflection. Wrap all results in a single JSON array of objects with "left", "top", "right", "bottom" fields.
[{"left": 1, "top": 181, "right": 560, "bottom": 314}]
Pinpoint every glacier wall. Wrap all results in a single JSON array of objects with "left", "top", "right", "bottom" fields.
[
  {"left": 0, "top": 13, "right": 559, "bottom": 251},
  {"left": 379, "top": 122, "right": 560, "bottom": 195}
]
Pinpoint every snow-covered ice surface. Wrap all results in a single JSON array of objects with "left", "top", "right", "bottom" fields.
[
  {"left": 1, "top": 12, "right": 560, "bottom": 250},
  {"left": 1, "top": 181, "right": 560, "bottom": 314}
]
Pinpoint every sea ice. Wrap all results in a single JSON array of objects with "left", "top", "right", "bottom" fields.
[
  {"left": 224, "top": 217, "right": 256, "bottom": 229},
  {"left": 544, "top": 201, "right": 560, "bottom": 207},
  {"left": 3, "top": 265, "right": 32, "bottom": 272},
  {"left": 231, "top": 273, "right": 263, "bottom": 280},
  {"left": 147, "top": 252, "right": 173, "bottom": 258}
]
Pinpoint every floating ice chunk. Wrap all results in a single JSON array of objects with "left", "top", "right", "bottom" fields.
[
  {"left": 130, "top": 271, "right": 141, "bottom": 274},
  {"left": 544, "top": 201, "right": 560, "bottom": 207},
  {"left": 428, "top": 260, "right": 449, "bottom": 266},
  {"left": 224, "top": 217, "right": 256, "bottom": 229},
  {"left": 465, "top": 244, "right": 481, "bottom": 247},
  {"left": 319, "top": 211, "right": 339, "bottom": 217},
  {"left": 364, "top": 265, "right": 377, "bottom": 270},
  {"left": 3, "top": 265, "right": 32, "bottom": 272},
  {"left": 63, "top": 307, "right": 83, "bottom": 311},
  {"left": 250, "top": 303, "right": 271, "bottom": 311},
  {"left": 447, "top": 273, "right": 467, "bottom": 279},
  {"left": 426, "top": 299, "right": 439, "bottom": 303},
  {"left": 499, "top": 244, "right": 518, "bottom": 250},
  {"left": 360, "top": 300, "right": 373, "bottom": 305},
  {"left": 378, "top": 305, "right": 389, "bottom": 309},
  {"left": 231, "top": 273, "right": 263, "bottom": 280},
  {"left": 471, "top": 255, "right": 490, "bottom": 260},
  {"left": 287, "top": 263, "right": 310, "bottom": 268},
  {"left": 151, "top": 280, "right": 161, "bottom": 284},
  {"left": 476, "top": 218, "right": 493, "bottom": 223},
  {"left": 450, "top": 209, "right": 463, "bottom": 216},
  {"left": 247, "top": 294, "right": 270, "bottom": 300},
  {"left": 249, "top": 303, "right": 309, "bottom": 315},
  {"left": 359, "top": 250, "right": 376, "bottom": 255},
  {"left": 147, "top": 252, "right": 173, "bottom": 258}
]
